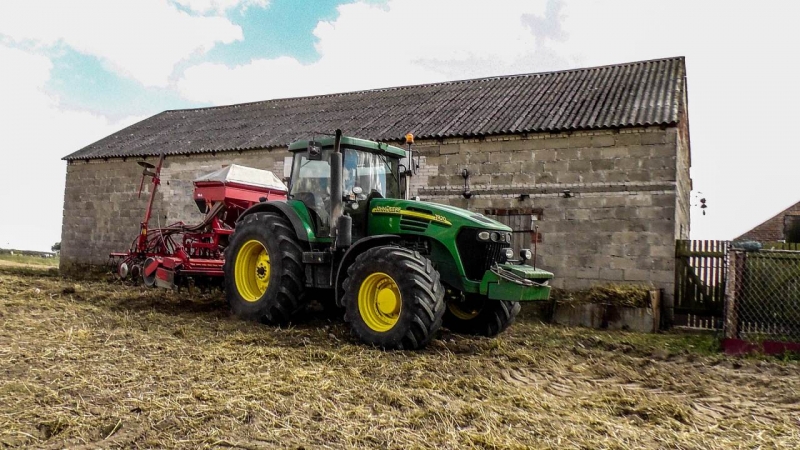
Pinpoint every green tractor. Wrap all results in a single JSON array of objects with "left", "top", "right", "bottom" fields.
[{"left": 224, "top": 130, "right": 553, "bottom": 349}]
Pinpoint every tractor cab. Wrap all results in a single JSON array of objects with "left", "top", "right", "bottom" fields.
[{"left": 287, "top": 136, "right": 406, "bottom": 240}]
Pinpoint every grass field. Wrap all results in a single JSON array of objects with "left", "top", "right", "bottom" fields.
[
  {"left": 0, "top": 265, "right": 798, "bottom": 449},
  {"left": 0, "top": 253, "right": 59, "bottom": 268}
]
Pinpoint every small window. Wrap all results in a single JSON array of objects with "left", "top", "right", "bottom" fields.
[{"left": 785, "top": 215, "right": 800, "bottom": 243}]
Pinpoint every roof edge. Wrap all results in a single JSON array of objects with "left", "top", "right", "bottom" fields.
[
  {"left": 61, "top": 111, "right": 170, "bottom": 161},
  {"left": 63, "top": 121, "right": 679, "bottom": 162},
  {"left": 157, "top": 56, "right": 686, "bottom": 114},
  {"left": 63, "top": 56, "right": 686, "bottom": 161}
]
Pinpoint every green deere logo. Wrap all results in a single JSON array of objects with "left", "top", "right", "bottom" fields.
[{"left": 372, "top": 206, "right": 402, "bottom": 214}]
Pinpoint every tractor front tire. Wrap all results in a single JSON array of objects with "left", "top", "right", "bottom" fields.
[
  {"left": 224, "top": 212, "right": 305, "bottom": 324},
  {"left": 443, "top": 295, "right": 521, "bottom": 337},
  {"left": 343, "top": 246, "right": 445, "bottom": 350}
]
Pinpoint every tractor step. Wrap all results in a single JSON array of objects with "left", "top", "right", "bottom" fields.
[{"left": 302, "top": 252, "right": 330, "bottom": 264}]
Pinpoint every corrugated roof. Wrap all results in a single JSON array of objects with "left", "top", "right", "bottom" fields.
[{"left": 64, "top": 57, "right": 687, "bottom": 161}]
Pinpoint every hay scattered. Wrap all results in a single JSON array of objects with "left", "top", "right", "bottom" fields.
[
  {"left": 0, "top": 266, "right": 798, "bottom": 449},
  {"left": 552, "top": 283, "right": 654, "bottom": 308}
]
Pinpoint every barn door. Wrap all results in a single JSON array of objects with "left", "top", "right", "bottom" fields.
[{"left": 483, "top": 208, "right": 543, "bottom": 258}]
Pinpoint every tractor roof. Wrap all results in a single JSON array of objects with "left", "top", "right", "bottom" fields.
[{"left": 288, "top": 136, "right": 406, "bottom": 158}]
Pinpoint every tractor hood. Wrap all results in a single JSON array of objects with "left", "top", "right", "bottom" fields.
[
  {"left": 368, "top": 198, "right": 511, "bottom": 231},
  {"left": 366, "top": 198, "right": 520, "bottom": 293},
  {"left": 413, "top": 201, "right": 510, "bottom": 230}
]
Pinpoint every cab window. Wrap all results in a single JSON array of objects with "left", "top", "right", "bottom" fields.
[{"left": 289, "top": 149, "right": 332, "bottom": 235}]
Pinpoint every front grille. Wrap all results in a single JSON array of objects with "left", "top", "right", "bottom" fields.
[
  {"left": 400, "top": 206, "right": 433, "bottom": 232},
  {"left": 456, "top": 228, "right": 510, "bottom": 281},
  {"left": 400, "top": 217, "right": 429, "bottom": 232}
]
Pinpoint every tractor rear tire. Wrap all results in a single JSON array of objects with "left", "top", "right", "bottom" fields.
[
  {"left": 443, "top": 295, "right": 521, "bottom": 337},
  {"left": 224, "top": 212, "right": 305, "bottom": 324},
  {"left": 343, "top": 246, "right": 445, "bottom": 350}
]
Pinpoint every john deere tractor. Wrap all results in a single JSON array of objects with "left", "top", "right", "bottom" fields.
[{"left": 224, "top": 130, "right": 552, "bottom": 349}]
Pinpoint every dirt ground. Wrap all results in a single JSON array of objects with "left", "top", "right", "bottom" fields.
[{"left": 1, "top": 265, "right": 798, "bottom": 449}]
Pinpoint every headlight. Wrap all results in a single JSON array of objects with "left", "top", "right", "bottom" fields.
[
  {"left": 490, "top": 232, "right": 500, "bottom": 242},
  {"left": 520, "top": 249, "right": 532, "bottom": 261},
  {"left": 503, "top": 248, "right": 515, "bottom": 260},
  {"left": 477, "top": 231, "right": 490, "bottom": 241}
]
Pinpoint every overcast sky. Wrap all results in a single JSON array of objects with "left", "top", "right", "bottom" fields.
[{"left": 0, "top": 0, "right": 797, "bottom": 251}]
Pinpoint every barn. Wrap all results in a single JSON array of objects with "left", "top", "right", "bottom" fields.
[
  {"left": 61, "top": 57, "right": 691, "bottom": 313},
  {"left": 735, "top": 200, "right": 800, "bottom": 243}
]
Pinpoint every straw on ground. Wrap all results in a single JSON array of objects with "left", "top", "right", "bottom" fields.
[{"left": 0, "top": 266, "right": 798, "bottom": 449}]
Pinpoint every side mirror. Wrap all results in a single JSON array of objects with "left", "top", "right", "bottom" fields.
[{"left": 308, "top": 140, "right": 322, "bottom": 160}]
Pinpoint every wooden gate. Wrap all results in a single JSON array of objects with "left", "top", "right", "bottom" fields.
[{"left": 674, "top": 240, "right": 730, "bottom": 328}]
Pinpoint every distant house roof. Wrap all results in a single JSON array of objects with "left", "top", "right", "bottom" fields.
[
  {"left": 736, "top": 200, "right": 800, "bottom": 242},
  {"left": 64, "top": 56, "right": 687, "bottom": 161}
]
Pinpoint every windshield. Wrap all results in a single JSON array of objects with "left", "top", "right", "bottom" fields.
[{"left": 343, "top": 148, "right": 400, "bottom": 199}]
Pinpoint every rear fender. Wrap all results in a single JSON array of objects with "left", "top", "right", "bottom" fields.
[
  {"left": 237, "top": 201, "right": 309, "bottom": 242},
  {"left": 334, "top": 234, "right": 399, "bottom": 307}
]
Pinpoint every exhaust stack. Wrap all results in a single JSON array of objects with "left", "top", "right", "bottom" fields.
[
  {"left": 404, "top": 133, "right": 414, "bottom": 200},
  {"left": 330, "top": 129, "right": 343, "bottom": 239}
]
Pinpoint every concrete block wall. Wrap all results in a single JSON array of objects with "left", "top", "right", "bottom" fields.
[
  {"left": 157, "top": 150, "right": 289, "bottom": 226},
  {"left": 60, "top": 149, "right": 290, "bottom": 272},
  {"left": 61, "top": 127, "right": 690, "bottom": 311},
  {"left": 404, "top": 126, "right": 687, "bottom": 307},
  {"left": 61, "top": 159, "right": 156, "bottom": 269},
  {"left": 674, "top": 120, "right": 692, "bottom": 240}
]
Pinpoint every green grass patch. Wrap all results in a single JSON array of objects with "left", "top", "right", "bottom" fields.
[{"left": 0, "top": 253, "right": 59, "bottom": 267}]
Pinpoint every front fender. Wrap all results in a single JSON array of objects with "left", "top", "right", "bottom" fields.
[{"left": 237, "top": 201, "right": 310, "bottom": 242}]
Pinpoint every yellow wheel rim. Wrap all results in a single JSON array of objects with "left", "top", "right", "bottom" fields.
[
  {"left": 448, "top": 302, "right": 481, "bottom": 320},
  {"left": 358, "top": 272, "right": 402, "bottom": 332},
  {"left": 234, "top": 239, "right": 270, "bottom": 302}
]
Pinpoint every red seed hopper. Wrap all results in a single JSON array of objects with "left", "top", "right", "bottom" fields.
[
  {"left": 192, "top": 164, "right": 287, "bottom": 216},
  {"left": 110, "top": 158, "right": 287, "bottom": 289}
]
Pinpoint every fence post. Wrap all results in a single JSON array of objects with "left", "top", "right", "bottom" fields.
[{"left": 724, "top": 250, "right": 741, "bottom": 339}]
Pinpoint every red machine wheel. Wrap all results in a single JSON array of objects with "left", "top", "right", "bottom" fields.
[{"left": 143, "top": 257, "right": 158, "bottom": 288}]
